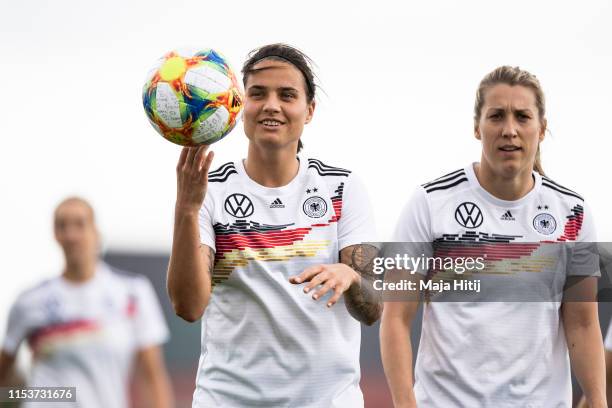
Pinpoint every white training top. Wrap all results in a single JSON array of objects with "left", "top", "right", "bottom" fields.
[
  {"left": 2, "top": 263, "right": 169, "bottom": 408},
  {"left": 393, "top": 163, "right": 598, "bottom": 408},
  {"left": 195, "top": 157, "right": 375, "bottom": 408}
]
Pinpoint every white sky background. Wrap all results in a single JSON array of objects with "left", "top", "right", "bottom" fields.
[{"left": 1, "top": 0, "right": 611, "bottom": 330}]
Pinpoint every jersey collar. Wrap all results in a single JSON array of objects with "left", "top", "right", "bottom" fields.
[{"left": 465, "top": 162, "right": 542, "bottom": 209}]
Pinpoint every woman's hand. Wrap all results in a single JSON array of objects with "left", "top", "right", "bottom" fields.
[
  {"left": 289, "top": 264, "right": 359, "bottom": 307},
  {"left": 175, "top": 145, "right": 214, "bottom": 214}
]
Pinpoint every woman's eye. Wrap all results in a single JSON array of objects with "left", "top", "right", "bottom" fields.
[
  {"left": 282, "top": 93, "right": 296, "bottom": 99},
  {"left": 517, "top": 114, "right": 530, "bottom": 121}
]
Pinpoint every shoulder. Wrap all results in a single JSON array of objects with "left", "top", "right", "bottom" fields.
[
  {"left": 208, "top": 161, "right": 238, "bottom": 183},
  {"left": 22, "top": 278, "right": 56, "bottom": 295},
  {"left": 420, "top": 168, "right": 469, "bottom": 195},
  {"left": 306, "top": 158, "right": 356, "bottom": 194},
  {"left": 540, "top": 175, "right": 584, "bottom": 202},
  {"left": 6, "top": 278, "right": 59, "bottom": 318},
  {"left": 15, "top": 278, "right": 58, "bottom": 303},
  {"left": 306, "top": 158, "right": 352, "bottom": 178},
  {"left": 306, "top": 158, "right": 368, "bottom": 202}
]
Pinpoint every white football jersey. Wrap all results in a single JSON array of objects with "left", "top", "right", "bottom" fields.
[
  {"left": 393, "top": 163, "right": 598, "bottom": 408},
  {"left": 1, "top": 263, "right": 169, "bottom": 408},
  {"left": 195, "top": 157, "right": 375, "bottom": 408}
]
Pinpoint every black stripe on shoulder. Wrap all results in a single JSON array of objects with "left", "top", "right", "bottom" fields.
[
  {"left": 209, "top": 169, "right": 237, "bottom": 183},
  {"left": 424, "top": 177, "right": 469, "bottom": 193},
  {"left": 542, "top": 182, "right": 584, "bottom": 201},
  {"left": 308, "top": 158, "right": 351, "bottom": 173},
  {"left": 208, "top": 162, "right": 237, "bottom": 183},
  {"left": 308, "top": 158, "right": 351, "bottom": 177},
  {"left": 422, "top": 169, "right": 466, "bottom": 189},
  {"left": 541, "top": 176, "right": 583, "bottom": 200},
  {"left": 308, "top": 158, "right": 350, "bottom": 171},
  {"left": 426, "top": 168, "right": 464, "bottom": 183},
  {"left": 310, "top": 168, "right": 350, "bottom": 177},
  {"left": 208, "top": 162, "right": 235, "bottom": 177}
]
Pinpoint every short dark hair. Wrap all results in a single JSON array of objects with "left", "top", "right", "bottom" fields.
[{"left": 242, "top": 44, "right": 317, "bottom": 153}]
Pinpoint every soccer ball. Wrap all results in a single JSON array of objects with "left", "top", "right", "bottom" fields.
[{"left": 142, "top": 49, "right": 243, "bottom": 146}]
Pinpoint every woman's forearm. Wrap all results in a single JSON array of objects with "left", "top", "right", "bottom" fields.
[
  {"left": 381, "top": 311, "right": 417, "bottom": 408},
  {"left": 167, "top": 209, "right": 212, "bottom": 322},
  {"left": 565, "top": 302, "right": 606, "bottom": 407}
]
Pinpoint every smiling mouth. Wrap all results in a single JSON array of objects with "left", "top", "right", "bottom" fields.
[{"left": 259, "top": 119, "right": 284, "bottom": 127}]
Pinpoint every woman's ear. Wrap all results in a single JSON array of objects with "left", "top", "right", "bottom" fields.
[
  {"left": 305, "top": 100, "right": 316, "bottom": 124},
  {"left": 539, "top": 118, "right": 547, "bottom": 142}
]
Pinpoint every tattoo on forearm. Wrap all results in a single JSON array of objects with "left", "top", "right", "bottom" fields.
[
  {"left": 200, "top": 245, "right": 215, "bottom": 277},
  {"left": 207, "top": 246, "right": 215, "bottom": 276},
  {"left": 342, "top": 245, "right": 382, "bottom": 325}
]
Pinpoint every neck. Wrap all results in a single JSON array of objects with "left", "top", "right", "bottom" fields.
[
  {"left": 62, "top": 258, "right": 97, "bottom": 283},
  {"left": 244, "top": 143, "right": 300, "bottom": 187},
  {"left": 474, "top": 161, "right": 534, "bottom": 201}
]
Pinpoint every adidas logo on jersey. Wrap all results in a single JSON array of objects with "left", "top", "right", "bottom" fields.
[
  {"left": 500, "top": 210, "right": 515, "bottom": 221},
  {"left": 270, "top": 198, "right": 285, "bottom": 208}
]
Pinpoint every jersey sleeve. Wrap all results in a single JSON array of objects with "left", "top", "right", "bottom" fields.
[
  {"left": 337, "top": 173, "right": 377, "bottom": 250},
  {"left": 393, "top": 186, "right": 432, "bottom": 242},
  {"left": 2, "top": 298, "right": 29, "bottom": 355},
  {"left": 390, "top": 186, "right": 433, "bottom": 276},
  {"left": 567, "top": 201, "right": 600, "bottom": 277},
  {"left": 199, "top": 191, "right": 216, "bottom": 251},
  {"left": 132, "top": 278, "right": 170, "bottom": 349}
]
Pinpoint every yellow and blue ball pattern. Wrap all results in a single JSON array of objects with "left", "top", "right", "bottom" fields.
[{"left": 143, "top": 49, "right": 243, "bottom": 146}]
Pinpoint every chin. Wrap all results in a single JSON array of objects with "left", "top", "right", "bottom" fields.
[
  {"left": 252, "top": 133, "right": 297, "bottom": 150},
  {"left": 496, "top": 161, "right": 527, "bottom": 178},
  {"left": 65, "top": 252, "right": 88, "bottom": 263}
]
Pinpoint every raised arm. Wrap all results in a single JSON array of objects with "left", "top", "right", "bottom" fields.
[{"left": 167, "top": 145, "right": 215, "bottom": 322}]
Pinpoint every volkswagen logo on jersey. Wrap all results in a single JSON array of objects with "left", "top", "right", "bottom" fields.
[
  {"left": 224, "top": 194, "right": 254, "bottom": 218},
  {"left": 533, "top": 213, "right": 557, "bottom": 235},
  {"left": 303, "top": 196, "right": 327, "bottom": 218},
  {"left": 455, "top": 202, "right": 483, "bottom": 228}
]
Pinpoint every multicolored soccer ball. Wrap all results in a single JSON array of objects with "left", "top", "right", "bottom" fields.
[{"left": 142, "top": 49, "right": 243, "bottom": 146}]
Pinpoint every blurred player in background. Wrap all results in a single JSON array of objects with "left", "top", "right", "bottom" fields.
[
  {"left": 381, "top": 66, "right": 605, "bottom": 407},
  {"left": 167, "top": 43, "right": 382, "bottom": 407},
  {"left": 0, "top": 197, "right": 173, "bottom": 408}
]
